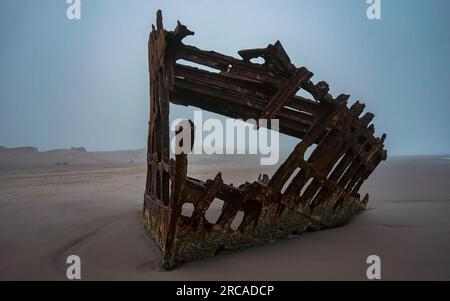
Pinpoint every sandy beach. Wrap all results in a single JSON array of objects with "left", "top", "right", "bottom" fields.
[{"left": 0, "top": 148, "right": 449, "bottom": 280}]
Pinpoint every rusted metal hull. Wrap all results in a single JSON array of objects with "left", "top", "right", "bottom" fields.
[{"left": 143, "top": 10, "right": 387, "bottom": 270}]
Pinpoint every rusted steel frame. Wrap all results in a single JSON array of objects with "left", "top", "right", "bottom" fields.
[
  {"left": 350, "top": 149, "right": 386, "bottom": 196},
  {"left": 279, "top": 153, "right": 349, "bottom": 211},
  {"left": 173, "top": 63, "right": 318, "bottom": 121},
  {"left": 144, "top": 10, "right": 388, "bottom": 270},
  {"left": 170, "top": 119, "right": 194, "bottom": 206},
  {"left": 175, "top": 44, "right": 331, "bottom": 114},
  {"left": 281, "top": 147, "right": 347, "bottom": 210},
  {"left": 280, "top": 108, "right": 352, "bottom": 199},
  {"left": 286, "top": 95, "right": 320, "bottom": 115},
  {"left": 180, "top": 174, "right": 282, "bottom": 231},
  {"left": 344, "top": 140, "right": 387, "bottom": 196},
  {"left": 183, "top": 177, "right": 246, "bottom": 231},
  {"left": 189, "top": 174, "right": 224, "bottom": 230},
  {"left": 303, "top": 80, "right": 334, "bottom": 104},
  {"left": 273, "top": 93, "right": 381, "bottom": 210},
  {"left": 327, "top": 110, "right": 385, "bottom": 189},
  {"left": 268, "top": 101, "right": 345, "bottom": 193},
  {"left": 291, "top": 161, "right": 362, "bottom": 218},
  {"left": 173, "top": 71, "right": 315, "bottom": 126},
  {"left": 337, "top": 158, "right": 363, "bottom": 190},
  {"left": 170, "top": 84, "right": 312, "bottom": 139},
  {"left": 145, "top": 11, "right": 181, "bottom": 265},
  {"left": 238, "top": 40, "right": 296, "bottom": 73},
  {"left": 176, "top": 44, "right": 290, "bottom": 88},
  {"left": 143, "top": 193, "right": 171, "bottom": 247},
  {"left": 147, "top": 11, "right": 173, "bottom": 208},
  {"left": 175, "top": 64, "right": 276, "bottom": 101},
  {"left": 259, "top": 67, "right": 313, "bottom": 121},
  {"left": 290, "top": 150, "right": 350, "bottom": 209},
  {"left": 299, "top": 138, "right": 349, "bottom": 208},
  {"left": 306, "top": 128, "right": 374, "bottom": 209},
  {"left": 184, "top": 177, "right": 243, "bottom": 206},
  {"left": 164, "top": 151, "right": 186, "bottom": 260},
  {"left": 304, "top": 110, "right": 382, "bottom": 207}
]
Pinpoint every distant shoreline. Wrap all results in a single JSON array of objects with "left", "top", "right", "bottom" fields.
[{"left": 1, "top": 144, "right": 449, "bottom": 158}]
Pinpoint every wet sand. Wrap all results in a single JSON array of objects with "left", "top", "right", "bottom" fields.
[{"left": 0, "top": 149, "right": 449, "bottom": 280}]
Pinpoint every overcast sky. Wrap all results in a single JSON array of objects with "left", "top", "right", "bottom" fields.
[{"left": 0, "top": 0, "right": 449, "bottom": 155}]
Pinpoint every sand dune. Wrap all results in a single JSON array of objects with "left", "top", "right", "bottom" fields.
[
  {"left": 0, "top": 148, "right": 449, "bottom": 280},
  {"left": 0, "top": 146, "right": 146, "bottom": 171}
]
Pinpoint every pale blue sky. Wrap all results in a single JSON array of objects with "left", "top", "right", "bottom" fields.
[{"left": 0, "top": 0, "right": 449, "bottom": 155}]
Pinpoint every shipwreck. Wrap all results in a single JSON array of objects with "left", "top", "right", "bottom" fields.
[{"left": 143, "top": 10, "right": 387, "bottom": 269}]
